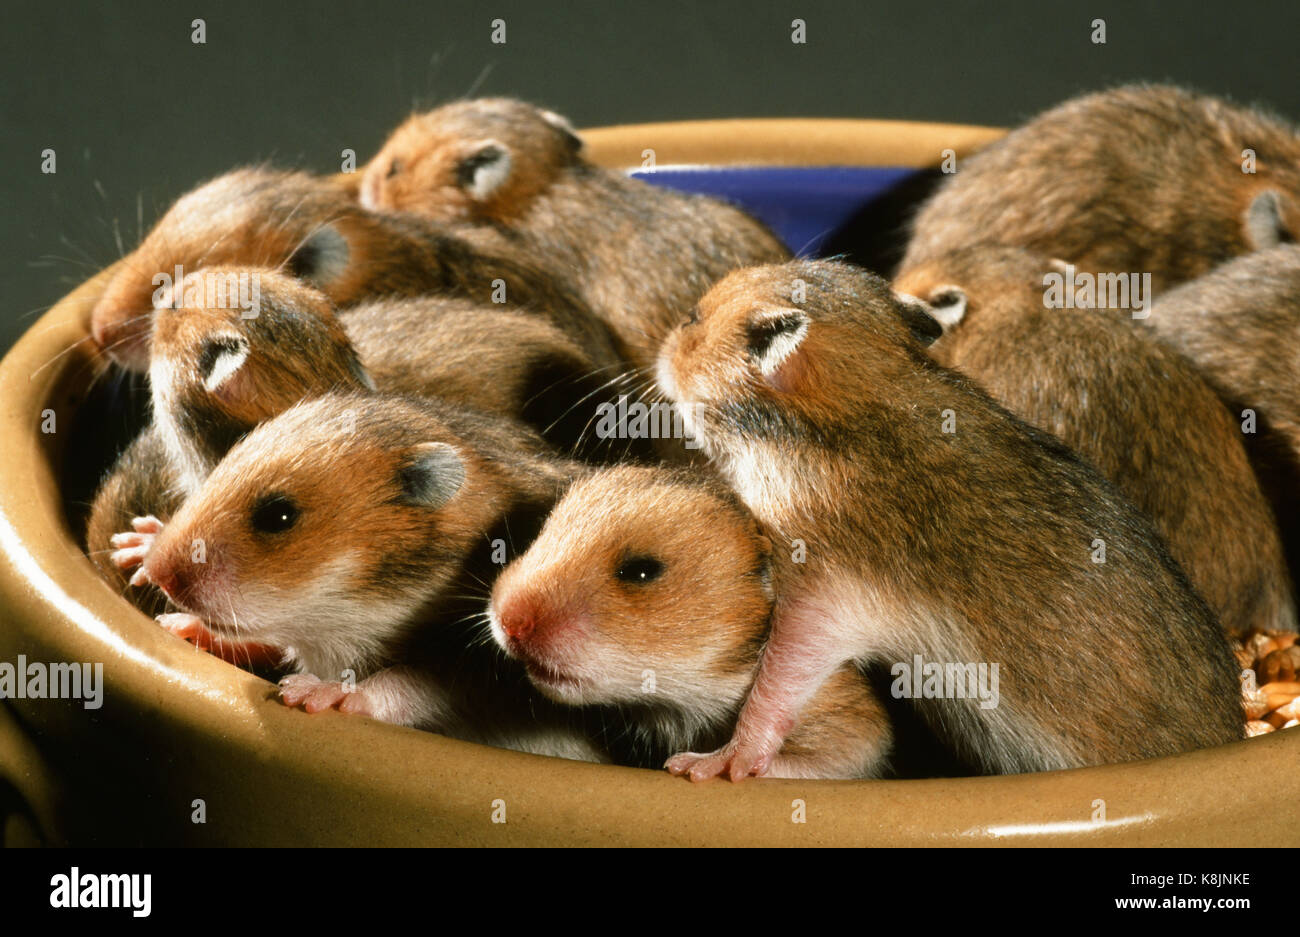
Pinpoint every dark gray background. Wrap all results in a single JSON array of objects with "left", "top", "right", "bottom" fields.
[{"left": 5, "top": 0, "right": 1300, "bottom": 355}]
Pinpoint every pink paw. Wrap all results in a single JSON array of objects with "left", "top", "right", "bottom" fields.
[
  {"left": 110, "top": 516, "right": 164, "bottom": 583},
  {"left": 664, "top": 739, "right": 777, "bottom": 782},
  {"left": 156, "top": 612, "right": 207, "bottom": 642},
  {"left": 279, "top": 674, "right": 354, "bottom": 714}
]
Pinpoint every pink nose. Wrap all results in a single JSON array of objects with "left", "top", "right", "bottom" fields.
[
  {"left": 498, "top": 600, "right": 537, "bottom": 643},
  {"left": 91, "top": 303, "right": 150, "bottom": 370},
  {"left": 146, "top": 561, "right": 187, "bottom": 605}
]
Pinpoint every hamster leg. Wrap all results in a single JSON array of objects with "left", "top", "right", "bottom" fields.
[
  {"left": 156, "top": 612, "right": 281, "bottom": 668},
  {"left": 666, "top": 599, "right": 850, "bottom": 782},
  {"left": 338, "top": 666, "right": 454, "bottom": 729},
  {"left": 110, "top": 515, "right": 165, "bottom": 579}
]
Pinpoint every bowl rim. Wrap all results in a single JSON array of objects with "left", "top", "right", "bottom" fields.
[{"left": 0, "top": 116, "right": 1293, "bottom": 847}]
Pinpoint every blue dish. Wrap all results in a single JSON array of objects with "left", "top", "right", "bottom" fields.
[{"left": 635, "top": 165, "right": 925, "bottom": 256}]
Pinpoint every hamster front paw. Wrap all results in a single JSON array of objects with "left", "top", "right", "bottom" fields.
[
  {"left": 664, "top": 737, "right": 777, "bottom": 783},
  {"left": 278, "top": 673, "right": 354, "bottom": 713},
  {"left": 110, "top": 515, "right": 165, "bottom": 584}
]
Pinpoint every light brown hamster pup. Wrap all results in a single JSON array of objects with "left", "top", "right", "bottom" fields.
[
  {"left": 88, "top": 268, "right": 372, "bottom": 608},
  {"left": 360, "top": 97, "right": 791, "bottom": 373},
  {"left": 901, "top": 85, "right": 1300, "bottom": 293},
  {"left": 895, "top": 246, "right": 1296, "bottom": 639},
  {"left": 655, "top": 259, "right": 1243, "bottom": 781},
  {"left": 89, "top": 166, "right": 621, "bottom": 375},
  {"left": 131, "top": 392, "right": 604, "bottom": 760},
  {"left": 488, "top": 465, "right": 893, "bottom": 778}
]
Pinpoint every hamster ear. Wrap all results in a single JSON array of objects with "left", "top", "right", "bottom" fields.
[
  {"left": 747, "top": 309, "right": 810, "bottom": 379},
  {"left": 456, "top": 141, "right": 512, "bottom": 200},
  {"left": 912, "top": 285, "right": 968, "bottom": 331},
  {"left": 893, "top": 294, "right": 944, "bottom": 346},
  {"left": 539, "top": 108, "right": 584, "bottom": 156},
  {"left": 198, "top": 334, "right": 251, "bottom": 394},
  {"left": 399, "top": 442, "right": 466, "bottom": 509},
  {"left": 1245, "top": 190, "right": 1295, "bottom": 249},
  {"left": 287, "top": 222, "right": 351, "bottom": 289}
]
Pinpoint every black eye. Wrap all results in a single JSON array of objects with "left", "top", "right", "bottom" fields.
[
  {"left": 616, "top": 556, "right": 664, "bottom": 585},
  {"left": 685, "top": 306, "right": 700, "bottom": 325},
  {"left": 386, "top": 158, "right": 402, "bottom": 179},
  {"left": 251, "top": 494, "right": 299, "bottom": 534}
]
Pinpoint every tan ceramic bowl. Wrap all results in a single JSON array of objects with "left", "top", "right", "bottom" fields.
[{"left": 1, "top": 119, "right": 1294, "bottom": 846}]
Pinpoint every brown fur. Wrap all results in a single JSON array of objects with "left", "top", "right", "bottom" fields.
[
  {"left": 657, "top": 259, "right": 1243, "bottom": 779},
  {"left": 490, "top": 465, "right": 892, "bottom": 777},
  {"left": 895, "top": 247, "right": 1296, "bottom": 638},
  {"left": 89, "top": 166, "right": 621, "bottom": 376},
  {"left": 900, "top": 85, "right": 1300, "bottom": 292},
  {"left": 1140, "top": 244, "right": 1300, "bottom": 591},
  {"left": 87, "top": 267, "right": 632, "bottom": 612},
  {"left": 361, "top": 98, "right": 791, "bottom": 373}
]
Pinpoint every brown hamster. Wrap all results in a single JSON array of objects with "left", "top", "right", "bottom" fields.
[
  {"left": 488, "top": 465, "right": 893, "bottom": 778},
  {"left": 89, "top": 166, "right": 621, "bottom": 375},
  {"left": 360, "top": 98, "right": 790, "bottom": 373},
  {"left": 1139, "top": 244, "right": 1300, "bottom": 590},
  {"left": 133, "top": 392, "right": 605, "bottom": 760},
  {"left": 894, "top": 246, "right": 1296, "bottom": 639},
  {"left": 900, "top": 85, "right": 1300, "bottom": 294},
  {"left": 87, "top": 268, "right": 374, "bottom": 645},
  {"left": 655, "top": 259, "right": 1243, "bottom": 781}
]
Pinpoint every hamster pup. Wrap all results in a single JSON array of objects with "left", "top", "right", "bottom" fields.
[
  {"left": 895, "top": 246, "right": 1297, "bottom": 639},
  {"left": 655, "top": 259, "right": 1243, "bottom": 781},
  {"left": 901, "top": 85, "right": 1300, "bottom": 294},
  {"left": 360, "top": 97, "right": 791, "bottom": 372},
  {"left": 488, "top": 464, "right": 893, "bottom": 778},
  {"left": 89, "top": 167, "right": 619, "bottom": 374},
  {"left": 131, "top": 392, "right": 605, "bottom": 760}
]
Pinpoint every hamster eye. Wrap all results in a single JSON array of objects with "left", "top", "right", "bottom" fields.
[
  {"left": 251, "top": 494, "right": 299, "bottom": 534},
  {"left": 685, "top": 307, "right": 700, "bottom": 326},
  {"left": 616, "top": 556, "right": 664, "bottom": 585},
  {"left": 385, "top": 158, "right": 402, "bottom": 179}
]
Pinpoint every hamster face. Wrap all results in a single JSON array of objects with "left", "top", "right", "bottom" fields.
[
  {"left": 487, "top": 466, "right": 772, "bottom": 708},
  {"left": 140, "top": 396, "right": 480, "bottom": 667},
  {"left": 361, "top": 98, "right": 583, "bottom": 223},
  {"left": 149, "top": 267, "right": 371, "bottom": 427},
  {"left": 655, "top": 261, "right": 944, "bottom": 449},
  {"left": 90, "top": 169, "right": 359, "bottom": 372}
]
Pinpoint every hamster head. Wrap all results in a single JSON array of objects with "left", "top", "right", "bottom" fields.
[
  {"left": 140, "top": 395, "right": 493, "bottom": 671},
  {"left": 655, "top": 260, "right": 944, "bottom": 454},
  {"left": 893, "top": 246, "right": 1070, "bottom": 335},
  {"left": 150, "top": 266, "right": 373, "bottom": 431},
  {"left": 488, "top": 465, "right": 772, "bottom": 709},
  {"left": 90, "top": 168, "right": 370, "bottom": 372},
  {"left": 361, "top": 98, "right": 583, "bottom": 223}
]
